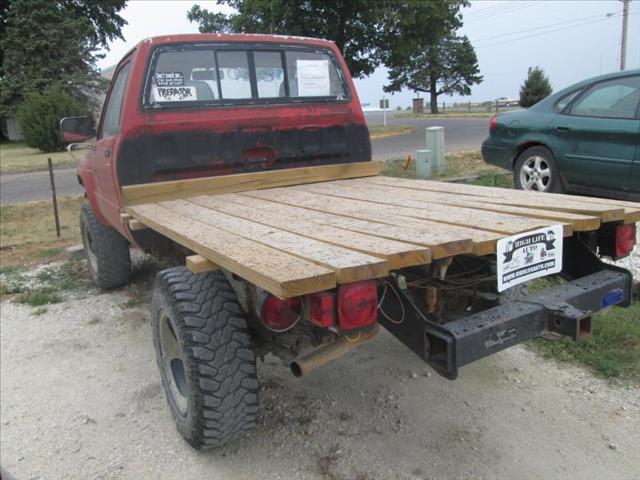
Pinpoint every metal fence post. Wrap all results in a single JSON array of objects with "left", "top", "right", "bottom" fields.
[{"left": 47, "top": 157, "right": 61, "bottom": 238}]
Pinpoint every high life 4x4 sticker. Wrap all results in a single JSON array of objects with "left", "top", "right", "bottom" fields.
[{"left": 496, "top": 224, "right": 563, "bottom": 293}]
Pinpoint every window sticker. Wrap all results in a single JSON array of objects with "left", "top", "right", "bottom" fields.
[
  {"left": 155, "top": 72, "right": 184, "bottom": 87},
  {"left": 496, "top": 224, "right": 563, "bottom": 292},
  {"left": 152, "top": 86, "right": 197, "bottom": 102},
  {"left": 297, "top": 59, "right": 330, "bottom": 96}
]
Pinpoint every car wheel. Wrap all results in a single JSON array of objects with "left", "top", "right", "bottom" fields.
[
  {"left": 514, "top": 146, "right": 563, "bottom": 193},
  {"left": 80, "top": 203, "right": 131, "bottom": 289}
]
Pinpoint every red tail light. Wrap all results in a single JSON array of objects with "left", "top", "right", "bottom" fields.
[
  {"left": 616, "top": 224, "right": 636, "bottom": 258},
  {"left": 261, "top": 296, "right": 301, "bottom": 332},
  {"left": 337, "top": 281, "right": 377, "bottom": 331},
  {"left": 309, "top": 292, "right": 335, "bottom": 328},
  {"left": 489, "top": 114, "right": 498, "bottom": 133}
]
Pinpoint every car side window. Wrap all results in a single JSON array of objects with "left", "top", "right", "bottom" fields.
[
  {"left": 569, "top": 76, "right": 640, "bottom": 119},
  {"left": 554, "top": 89, "right": 582, "bottom": 113},
  {"left": 100, "top": 62, "right": 131, "bottom": 138}
]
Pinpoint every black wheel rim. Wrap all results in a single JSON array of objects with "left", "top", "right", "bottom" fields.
[{"left": 159, "top": 311, "right": 188, "bottom": 415}]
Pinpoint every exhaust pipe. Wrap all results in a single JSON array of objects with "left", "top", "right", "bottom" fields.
[{"left": 290, "top": 324, "right": 379, "bottom": 377}]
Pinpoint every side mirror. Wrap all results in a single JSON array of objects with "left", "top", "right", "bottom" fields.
[{"left": 60, "top": 116, "right": 96, "bottom": 143}]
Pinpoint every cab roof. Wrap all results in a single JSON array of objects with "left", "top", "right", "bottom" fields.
[{"left": 135, "top": 33, "right": 337, "bottom": 49}]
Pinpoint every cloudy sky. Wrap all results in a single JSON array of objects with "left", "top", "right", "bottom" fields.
[{"left": 98, "top": 0, "right": 640, "bottom": 108}]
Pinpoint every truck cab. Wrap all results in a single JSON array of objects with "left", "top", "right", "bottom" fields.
[{"left": 66, "top": 34, "right": 370, "bottom": 240}]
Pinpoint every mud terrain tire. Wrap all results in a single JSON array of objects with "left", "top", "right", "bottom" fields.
[{"left": 151, "top": 267, "right": 259, "bottom": 449}]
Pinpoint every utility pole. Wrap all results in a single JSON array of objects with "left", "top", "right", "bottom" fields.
[{"left": 620, "top": 0, "right": 630, "bottom": 71}]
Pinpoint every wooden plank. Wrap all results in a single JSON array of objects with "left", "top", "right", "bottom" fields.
[
  {"left": 368, "top": 176, "right": 628, "bottom": 222},
  {"left": 278, "top": 185, "right": 573, "bottom": 236},
  {"left": 126, "top": 203, "right": 335, "bottom": 298},
  {"left": 121, "top": 162, "right": 380, "bottom": 206},
  {"left": 160, "top": 199, "right": 389, "bottom": 283},
  {"left": 230, "top": 192, "right": 486, "bottom": 258},
  {"left": 189, "top": 195, "right": 431, "bottom": 269},
  {"left": 346, "top": 178, "right": 601, "bottom": 231},
  {"left": 128, "top": 219, "right": 148, "bottom": 231},
  {"left": 186, "top": 255, "right": 219, "bottom": 274}
]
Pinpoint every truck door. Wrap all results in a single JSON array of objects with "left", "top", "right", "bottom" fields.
[
  {"left": 92, "top": 61, "right": 131, "bottom": 227},
  {"left": 550, "top": 74, "right": 640, "bottom": 193}
]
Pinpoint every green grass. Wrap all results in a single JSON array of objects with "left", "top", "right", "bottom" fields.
[
  {"left": 380, "top": 150, "right": 507, "bottom": 181},
  {"left": 17, "top": 287, "right": 63, "bottom": 306},
  {"left": 368, "top": 125, "right": 414, "bottom": 139},
  {"left": 463, "top": 173, "right": 514, "bottom": 188},
  {"left": 531, "top": 300, "right": 640, "bottom": 383},
  {"left": 0, "top": 142, "right": 77, "bottom": 174}
]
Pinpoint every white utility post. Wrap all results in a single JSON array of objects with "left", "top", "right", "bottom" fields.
[
  {"left": 383, "top": 95, "right": 387, "bottom": 127},
  {"left": 425, "top": 126, "right": 445, "bottom": 175}
]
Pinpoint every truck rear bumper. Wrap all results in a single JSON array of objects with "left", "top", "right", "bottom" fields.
[{"left": 378, "top": 240, "right": 633, "bottom": 380}]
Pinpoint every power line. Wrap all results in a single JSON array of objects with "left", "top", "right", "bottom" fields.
[
  {"left": 474, "top": 12, "right": 634, "bottom": 49},
  {"left": 463, "top": 1, "right": 529, "bottom": 19},
  {"left": 464, "top": 1, "right": 542, "bottom": 23},
  {"left": 473, "top": 11, "right": 620, "bottom": 43}
]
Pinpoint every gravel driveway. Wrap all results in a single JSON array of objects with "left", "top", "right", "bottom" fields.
[{"left": 1, "top": 274, "right": 639, "bottom": 480}]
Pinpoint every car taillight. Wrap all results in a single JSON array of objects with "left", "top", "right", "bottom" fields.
[
  {"left": 309, "top": 292, "right": 335, "bottom": 328},
  {"left": 261, "top": 295, "right": 301, "bottom": 332},
  {"left": 616, "top": 224, "right": 636, "bottom": 258},
  {"left": 337, "top": 281, "right": 377, "bottom": 330},
  {"left": 489, "top": 114, "right": 498, "bottom": 133}
]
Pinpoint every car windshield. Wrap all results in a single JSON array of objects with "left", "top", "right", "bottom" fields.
[{"left": 145, "top": 45, "right": 348, "bottom": 108}]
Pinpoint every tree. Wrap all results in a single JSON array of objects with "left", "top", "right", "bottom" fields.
[
  {"left": 187, "top": 1, "right": 462, "bottom": 80},
  {"left": 0, "top": 0, "right": 127, "bottom": 121},
  {"left": 17, "top": 86, "right": 86, "bottom": 152},
  {"left": 384, "top": 34, "right": 482, "bottom": 114},
  {"left": 519, "top": 66, "right": 552, "bottom": 108}
]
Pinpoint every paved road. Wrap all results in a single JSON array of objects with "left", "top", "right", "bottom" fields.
[
  {"left": 366, "top": 111, "right": 488, "bottom": 160},
  {"left": 0, "top": 113, "right": 488, "bottom": 205}
]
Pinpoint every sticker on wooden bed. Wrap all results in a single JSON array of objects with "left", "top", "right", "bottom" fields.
[
  {"left": 496, "top": 224, "right": 563, "bottom": 292},
  {"left": 153, "top": 86, "right": 196, "bottom": 102}
]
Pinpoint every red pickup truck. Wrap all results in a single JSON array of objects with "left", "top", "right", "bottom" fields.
[{"left": 61, "top": 34, "right": 636, "bottom": 451}]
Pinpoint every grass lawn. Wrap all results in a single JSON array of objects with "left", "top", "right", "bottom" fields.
[
  {"left": 368, "top": 124, "right": 414, "bottom": 139},
  {"left": 0, "top": 142, "right": 77, "bottom": 174},
  {"left": 0, "top": 196, "right": 84, "bottom": 268},
  {"left": 531, "top": 288, "right": 640, "bottom": 383},
  {"left": 380, "top": 149, "right": 511, "bottom": 183}
]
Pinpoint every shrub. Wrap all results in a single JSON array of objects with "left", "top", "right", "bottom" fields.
[{"left": 17, "top": 86, "right": 86, "bottom": 152}]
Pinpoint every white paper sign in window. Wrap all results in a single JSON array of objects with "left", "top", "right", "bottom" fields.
[{"left": 297, "top": 59, "right": 330, "bottom": 97}]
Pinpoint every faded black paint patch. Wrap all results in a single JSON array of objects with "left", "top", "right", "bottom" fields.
[{"left": 116, "top": 124, "right": 371, "bottom": 186}]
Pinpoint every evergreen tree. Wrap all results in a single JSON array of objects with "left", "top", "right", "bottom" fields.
[
  {"left": 0, "top": 0, "right": 127, "bottom": 121},
  {"left": 519, "top": 66, "right": 552, "bottom": 108}
]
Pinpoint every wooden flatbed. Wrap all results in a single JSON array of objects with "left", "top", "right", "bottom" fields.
[{"left": 122, "top": 162, "right": 640, "bottom": 298}]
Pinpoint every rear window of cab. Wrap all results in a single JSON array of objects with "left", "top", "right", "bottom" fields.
[{"left": 143, "top": 44, "right": 349, "bottom": 109}]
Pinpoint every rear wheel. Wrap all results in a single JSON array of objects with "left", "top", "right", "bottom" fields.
[
  {"left": 151, "top": 267, "right": 259, "bottom": 449},
  {"left": 514, "top": 146, "right": 563, "bottom": 193},
  {"left": 80, "top": 203, "right": 131, "bottom": 289}
]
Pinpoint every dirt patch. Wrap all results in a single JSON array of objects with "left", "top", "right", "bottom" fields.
[{"left": 2, "top": 288, "right": 639, "bottom": 480}]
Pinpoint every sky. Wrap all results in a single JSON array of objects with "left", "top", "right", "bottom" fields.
[{"left": 98, "top": 0, "right": 640, "bottom": 109}]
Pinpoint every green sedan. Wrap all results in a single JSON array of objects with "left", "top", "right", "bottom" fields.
[{"left": 482, "top": 70, "right": 640, "bottom": 201}]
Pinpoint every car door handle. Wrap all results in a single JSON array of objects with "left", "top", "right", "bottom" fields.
[
  {"left": 104, "top": 148, "right": 111, "bottom": 158},
  {"left": 556, "top": 126, "right": 571, "bottom": 132}
]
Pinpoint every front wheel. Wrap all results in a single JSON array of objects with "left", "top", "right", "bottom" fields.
[
  {"left": 514, "top": 146, "right": 563, "bottom": 193},
  {"left": 80, "top": 204, "right": 131, "bottom": 289},
  {"left": 151, "top": 267, "right": 259, "bottom": 449}
]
